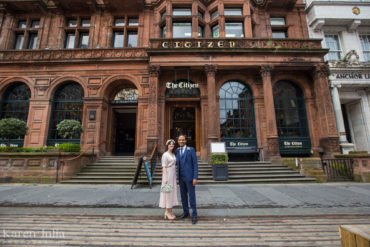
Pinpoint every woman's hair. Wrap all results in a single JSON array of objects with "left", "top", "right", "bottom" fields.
[{"left": 166, "top": 139, "right": 175, "bottom": 146}]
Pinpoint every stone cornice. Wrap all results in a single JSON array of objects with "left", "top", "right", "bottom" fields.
[{"left": 0, "top": 48, "right": 148, "bottom": 64}]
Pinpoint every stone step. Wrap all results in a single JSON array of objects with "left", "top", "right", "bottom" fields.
[
  {"left": 61, "top": 177, "right": 316, "bottom": 184},
  {"left": 77, "top": 170, "right": 298, "bottom": 176}
]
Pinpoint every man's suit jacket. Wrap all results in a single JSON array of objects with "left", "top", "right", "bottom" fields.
[{"left": 176, "top": 146, "right": 198, "bottom": 182}]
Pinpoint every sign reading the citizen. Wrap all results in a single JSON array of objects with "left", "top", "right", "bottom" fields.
[
  {"left": 279, "top": 137, "right": 311, "bottom": 155},
  {"left": 165, "top": 80, "right": 200, "bottom": 98},
  {"left": 161, "top": 40, "right": 236, "bottom": 49},
  {"left": 166, "top": 81, "right": 199, "bottom": 89},
  {"left": 222, "top": 138, "right": 257, "bottom": 153}
]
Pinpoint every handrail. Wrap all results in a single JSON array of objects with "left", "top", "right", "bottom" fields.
[
  {"left": 149, "top": 143, "right": 159, "bottom": 177},
  {"left": 56, "top": 140, "right": 106, "bottom": 183}
]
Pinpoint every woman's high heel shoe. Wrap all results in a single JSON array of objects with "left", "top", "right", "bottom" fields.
[{"left": 164, "top": 212, "right": 176, "bottom": 220}]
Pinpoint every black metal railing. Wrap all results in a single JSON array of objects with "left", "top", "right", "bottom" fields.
[{"left": 321, "top": 158, "right": 354, "bottom": 181}]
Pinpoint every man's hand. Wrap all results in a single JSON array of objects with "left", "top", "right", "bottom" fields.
[{"left": 192, "top": 179, "right": 198, "bottom": 186}]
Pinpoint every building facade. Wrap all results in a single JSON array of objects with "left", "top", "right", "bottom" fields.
[
  {"left": 306, "top": 0, "right": 370, "bottom": 153},
  {"left": 0, "top": 0, "right": 339, "bottom": 161}
]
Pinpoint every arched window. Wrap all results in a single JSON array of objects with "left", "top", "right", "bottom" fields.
[
  {"left": 219, "top": 81, "right": 256, "bottom": 138},
  {"left": 47, "top": 82, "right": 84, "bottom": 145},
  {"left": 0, "top": 83, "right": 31, "bottom": 146},
  {"left": 112, "top": 88, "right": 138, "bottom": 104},
  {"left": 1, "top": 83, "right": 31, "bottom": 121},
  {"left": 273, "top": 80, "right": 311, "bottom": 156}
]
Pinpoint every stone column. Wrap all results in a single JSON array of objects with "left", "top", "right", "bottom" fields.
[
  {"left": 313, "top": 64, "right": 340, "bottom": 154},
  {"left": 147, "top": 65, "right": 160, "bottom": 153},
  {"left": 205, "top": 65, "right": 218, "bottom": 146},
  {"left": 330, "top": 83, "right": 354, "bottom": 154},
  {"left": 260, "top": 65, "right": 280, "bottom": 158}
]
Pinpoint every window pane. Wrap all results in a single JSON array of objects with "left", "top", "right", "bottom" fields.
[
  {"left": 67, "top": 19, "right": 77, "bottom": 27},
  {"left": 212, "top": 25, "right": 219, "bottom": 38},
  {"left": 272, "top": 31, "right": 287, "bottom": 38},
  {"left": 224, "top": 8, "right": 242, "bottom": 16},
  {"left": 211, "top": 10, "right": 219, "bottom": 20},
  {"left": 270, "top": 17, "right": 285, "bottom": 26},
  {"left": 198, "top": 26, "right": 204, "bottom": 37},
  {"left": 28, "top": 33, "right": 38, "bottom": 49},
  {"left": 65, "top": 33, "right": 75, "bottom": 49},
  {"left": 18, "top": 20, "right": 27, "bottom": 28},
  {"left": 173, "top": 8, "right": 192, "bottom": 16},
  {"left": 161, "top": 12, "right": 166, "bottom": 21},
  {"left": 225, "top": 22, "right": 244, "bottom": 37},
  {"left": 114, "top": 18, "right": 125, "bottom": 27},
  {"left": 173, "top": 22, "right": 192, "bottom": 38},
  {"left": 78, "top": 33, "right": 89, "bottom": 48},
  {"left": 161, "top": 26, "right": 167, "bottom": 38},
  {"left": 14, "top": 34, "right": 24, "bottom": 49},
  {"left": 31, "top": 20, "right": 40, "bottom": 28},
  {"left": 127, "top": 32, "right": 138, "bottom": 47},
  {"left": 81, "top": 19, "right": 90, "bottom": 27},
  {"left": 198, "top": 11, "right": 204, "bottom": 19},
  {"left": 360, "top": 35, "right": 370, "bottom": 62},
  {"left": 325, "top": 34, "right": 341, "bottom": 60},
  {"left": 219, "top": 81, "right": 256, "bottom": 138},
  {"left": 128, "top": 18, "right": 138, "bottom": 26},
  {"left": 113, "top": 31, "right": 124, "bottom": 48}
]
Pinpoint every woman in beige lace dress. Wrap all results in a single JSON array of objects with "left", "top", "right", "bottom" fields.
[{"left": 159, "top": 139, "right": 178, "bottom": 220}]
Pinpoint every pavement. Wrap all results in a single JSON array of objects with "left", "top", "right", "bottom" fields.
[{"left": 0, "top": 182, "right": 370, "bottom": 216}]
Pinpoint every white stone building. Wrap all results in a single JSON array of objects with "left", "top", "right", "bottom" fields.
[{"left": 306, "top": 0, "right": 370, "bottom": 153}]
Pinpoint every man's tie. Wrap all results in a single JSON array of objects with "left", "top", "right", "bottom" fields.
[{"left": 180, "top": 147, "right": 183, "bottom": 156}]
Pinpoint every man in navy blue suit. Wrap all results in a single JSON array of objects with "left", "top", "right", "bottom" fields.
[{"left": 176, "top": 134, "right": 198, "bottom": 224}]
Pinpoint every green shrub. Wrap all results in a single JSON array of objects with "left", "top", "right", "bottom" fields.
[
  {"left": 57, "top": 143, "right": 80, "bottom": 152},
  {"left": 209, "top": 152, "right": 229, "bottom": 165},
  {"left": 0, "top": 144, "right": 80, "bottom": 153},
  {"left": 56, "top": 120, "right": 83, "bottom": 139},
  {"left": 0, "top": 118, "right": 28, "bottom": 146}
]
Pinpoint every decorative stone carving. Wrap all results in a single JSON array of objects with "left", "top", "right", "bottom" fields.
[
  {"left": 0, "top": 48, "right": 148, "bottom": 62},
  {"left": 314, "top": 64, "right": 329, "bottom": 79},
  {"left": 148, "top": 65, "right": 160, "bottom": 77},
  {"left": 260, "top": 65, "right": 273, "bottom": 78},
  {"left": 204, "top": 64, "right": 217, "bottom": 76},
  {"left": 332, "top": 50, "right": 361, "bottom": 67}
]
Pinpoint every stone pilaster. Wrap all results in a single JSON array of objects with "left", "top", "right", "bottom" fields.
[
  {"left": 147, "top": 65, "right": 160, "bottom": 153},
  {"left": 260, "top": 65, "right": 280, "bottom": 158},
  {"left": 314, "top": 64, "right": 340, "bottom": 154},
  {"left": 205, "top": 64, "right": 218, "bottom": 144}
]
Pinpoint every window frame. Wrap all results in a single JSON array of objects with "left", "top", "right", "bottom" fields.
[
  {"left": 270, "top": 16, "right": 288, "bottom": 39},
  {"left": 112, "top": 16, "right": 139, "bottom": 48},
  {"left": 360, "top": 34, "right": 370, "bottom": 62},
  {"left": 12, "top": 18, "right": 40, "bottom": 50},
  {"left": 64, "top": 17, "right": 91, "bottom": 49},
  {"left": 324, "top": 33, "right": 342, "bottom": 61}
]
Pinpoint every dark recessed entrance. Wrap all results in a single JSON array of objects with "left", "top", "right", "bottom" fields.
[
  {"left": 171, "top": 107, "right": 196, "bottom": 148},
  {"left": 114, "top": 110, "right": 136, "bottom": 155}
]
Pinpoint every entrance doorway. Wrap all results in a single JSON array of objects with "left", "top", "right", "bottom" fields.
[
  {"left": 170, "top": 107, "right": 196, "bottom": 148},
  {"left": 114, "top": 110, "right": 136, "bottom": 155}
]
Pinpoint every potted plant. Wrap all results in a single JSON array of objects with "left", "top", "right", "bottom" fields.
[{"left": 209, "top": 152, "right": 229, "bottom": 181}]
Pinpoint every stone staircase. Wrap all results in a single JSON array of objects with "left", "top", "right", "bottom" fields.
[{"left": 61, "top": 156, "right": 316, "bottom": 184}]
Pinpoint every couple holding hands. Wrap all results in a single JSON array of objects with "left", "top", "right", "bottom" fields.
[{"left": 159, "top": 135, "right": 198, "bottom": 224}]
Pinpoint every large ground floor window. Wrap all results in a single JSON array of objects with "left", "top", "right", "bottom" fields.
[
  {"left": 47, "top": 82, "right": 84, "bottom": 146},
  {"left": 274, "top": 80, "right": 311, "bottom": 156},
  {"left": 0, "top": 82, "right": 31, "bottom": 146}
]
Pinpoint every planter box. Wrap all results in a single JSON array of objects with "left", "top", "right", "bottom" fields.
[{"left": 212, "top": 164, "right": 228, "bottom": 181}]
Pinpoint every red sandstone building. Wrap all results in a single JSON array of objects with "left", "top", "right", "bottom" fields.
[{"left": 0, "top": 0, "right": 339, "bottom": 161}]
